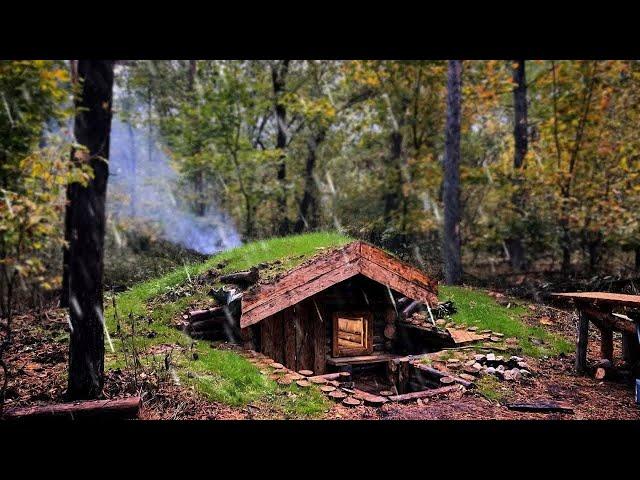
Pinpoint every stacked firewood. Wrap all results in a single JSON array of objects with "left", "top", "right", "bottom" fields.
[{"left": 183, "top": 287, "right": 243, "bottom": 341}]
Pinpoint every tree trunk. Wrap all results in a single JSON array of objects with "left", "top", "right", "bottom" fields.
[
  {"left": 187, "top": 60, "right": 197, "bottom": 90},
  {"left": 272, "top": 60, "right": 290, "bottom": 235},
  {"left": 66, "top": 60, "right": 114, "bottom": 400},
  {"left": 506, "top": 59, "right": 528, "bottom": 271},
  {"left": 60, "top": 60, "right": 79, "bottom": 308},
  {"left": 442, "top": 60, "right": 463, "bottom": 285},
  {"left": 635, "top": 246, "right": 640, "bottom": 272},
  {"left": 294, "top": 127, "right": 325, "bottom": 233},
  {"left": 383, "top": 130, "right": 404, "bottom": 227}
]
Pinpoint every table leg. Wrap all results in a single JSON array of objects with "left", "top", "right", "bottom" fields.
[
  {"left": 600, "top": 327, "right": 614, "bottom": 361},
  {"left": 576, "top": 311, "right": 589, "bottom": 374}
]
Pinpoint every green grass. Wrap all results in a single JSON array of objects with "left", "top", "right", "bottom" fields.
[
  {"left": 439, "top": 286, "right": 573, "bottom": 358},
  {"left": 104, "top": 232, "right": 351, "bottom": 417},
  {"left": 475, "top": 375, "right": 509, "bottom": 403}
]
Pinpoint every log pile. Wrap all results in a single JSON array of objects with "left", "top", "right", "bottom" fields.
[{"left": 183, "top": 288, "right": 242, "bottom": 340}]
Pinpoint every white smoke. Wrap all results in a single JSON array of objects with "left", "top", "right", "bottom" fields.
[{"left": 108, "top": 117, "right": 241, "bottom": 255}]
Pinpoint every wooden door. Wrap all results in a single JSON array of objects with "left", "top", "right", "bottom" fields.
[{"left": 332, "top": 311, "right": 373, "bottom": 357}]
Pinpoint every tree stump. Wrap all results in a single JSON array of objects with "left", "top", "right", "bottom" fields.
[{"left": 342, "top": 397, "right": 361, "bottom": 407}]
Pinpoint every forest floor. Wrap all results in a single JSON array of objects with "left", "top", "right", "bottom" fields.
[{"left": 2, "top": 233, "right": 639, "bottom": 420}]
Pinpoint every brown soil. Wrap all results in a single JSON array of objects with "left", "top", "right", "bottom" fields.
[{"left": 2, "top": 302, "right": 638, "bottom": 420}]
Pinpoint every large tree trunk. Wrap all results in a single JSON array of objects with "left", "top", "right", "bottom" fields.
[
  {"left": 383, "top": 130, "right": 404, "bottom": 227},
  {"left": 506, "top": 59, "right": 528, "bottom": 271},
  {"left": 294, "top": 127, "right": 326, "bottom": 233},
  {"left": 272, "top": 60, "right": 290, "bottom": 236},
  {"left": 442, "top": 60, "right": 463, "bottom": 285},
  {"left": 66, "top": 60, "right": 114, "bottom": 400}
]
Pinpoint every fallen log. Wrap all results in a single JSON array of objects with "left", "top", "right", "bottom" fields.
[
  {"left": 4, "top": 397, "right": 141, "bottom": 419},
  {"left": 219, "top": 268, "right": 259, "bottom": 286},
  {"left": 506, "top": 401, "right": 574, "bottom": 414},
  {"left": 411, "top": 363, "right": 475, "bottom": 389},
  {"left": 387, "top": 385, "right": 459, "bottom": 403}
]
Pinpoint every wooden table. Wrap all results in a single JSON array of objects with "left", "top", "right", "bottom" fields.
[{"left": 552, "top": 292, "right": 640, "bottom": 376}]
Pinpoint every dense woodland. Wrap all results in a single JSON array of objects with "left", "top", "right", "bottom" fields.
[{"left": 1, "top": 59, "right": 640, "bottom": 403}]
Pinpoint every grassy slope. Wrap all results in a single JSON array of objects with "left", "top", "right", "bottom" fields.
[
  {"left": 104, "top": 231, "right": 571, "bottom": 416},
  {"left": 104, "top": 232, "right": 351, "bottom": 416},
  {"left": 439, "top": 285, "right": 573, "bottom": 358}
]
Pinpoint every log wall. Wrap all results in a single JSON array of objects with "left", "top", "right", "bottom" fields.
[{"left": 253, "top": 275, "right": 398, "bottom": 374}]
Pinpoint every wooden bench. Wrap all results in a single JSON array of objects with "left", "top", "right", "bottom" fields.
[{"left": 552, "top": 292, "right": 640, "bottom": 376}]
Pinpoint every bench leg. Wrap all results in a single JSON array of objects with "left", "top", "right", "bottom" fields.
[{"left": 576, "top": 312, "right": 589, "bottom": 375}]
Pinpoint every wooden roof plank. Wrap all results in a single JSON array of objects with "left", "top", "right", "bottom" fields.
[
  {"left": 242, "top": 242, "right": 361, "bottom": 314},
  {"left": 359, "top": 257, "right": 438, "bottom": 306},
  {"left": 240, "top": 241, "right": 438, "bottom": 328},
  {"left": 241, "top": 260, "right": 361, "bottom": 328}
]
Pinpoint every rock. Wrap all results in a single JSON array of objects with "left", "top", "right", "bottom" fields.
[
  {"left": 486, "top": 367, "right": 496, "bottom": 375},
  {"left": 436, "top": 319, "right": 446, "bottom": 326},
  {"left": 517, "top": 361, "right": 531, "bottom": 370},
  {"left": 446, "top": 359, "right": 462, "bottom": 368},
  {"left": 510, "top": 356, "right": 524, "bottom": 363},
  {"left": 459, "top": 373, "right": 476, "bottom": 382},
  {"left": 595, "top": 367, "right": 606, "bottom": 380},
  {"left": 492, "top": 332, "right": 505, "bottom": 338},
  {"left": 489, "top": 336, "right": 502, "bottom": 343},
  {"left": 520, "top": 369, "right": 531, "bottom": 377},
  {"left": 472, "top": 362, "right": 483, "bottom": 370},
  {"left": 529, "top": 337, "right": 544, "bottom": 345},
  {"left": 503, "top": 368, "right": 521, "bottom": 382},
  {"left": 479, "top": 329, "right": 492, "bottom": 334},
  {"left": 495, "top": 356, "right": 504, "bottom": 364},
  {"left": 467, "top": 326, "right": 478, "bottom": 332},
  {"left": 496, "top": 365, "right": 505, "bottom": 373},
  {"left": 465, "top": 359, "right": 477, "bottom": 367},
  {"left": 474, "top": 354, "right": 486, "bottom": 362},
  {"left": 486, "top": 353, "right": 496, "bottom": 362}
]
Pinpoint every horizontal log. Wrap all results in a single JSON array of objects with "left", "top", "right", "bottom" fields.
[
  {"left": 4, "top": 397, "right": 141, "bottom": 419},
  {"left": 188, "top": 318, "right": 226, "bottom": 331},
  {"left": 307, "top": 372, "right": 351, "bottom": 382},
  {"left": 506, "top": 401, "right": 574, "bottom": 414},
  {"left": 351, "top": 388, "right": 388, "bottom": 406},
  {"left": 578, "top": 305, "right": 636, "bottom": 335},
  {"left": 411, "top": 362, "right": 475, "bottom": 389},
  {"left": 387, "top": 385, "right": 459, "bottom": 402},
  {"left": 188, "top": 307, "right": 224, "bottom": 323},
  {"left": 219, "top": 268, "right": 259, "bottom": 286}
]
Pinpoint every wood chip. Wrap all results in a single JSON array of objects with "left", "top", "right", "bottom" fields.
[
  {"left": 342, "top": 397, "right": 361, "bottom": 407},
  {"left": 440, "top": 376, "right": 456, "bottom": 385},
  {"left": 328, "top": 390, "right": 348, "bottom": 400}
]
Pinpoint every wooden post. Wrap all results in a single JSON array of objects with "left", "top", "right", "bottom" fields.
[
  {"left": 622, "top": 332, "right": 639, "bottom": 365},
  {"left": 576, "top": 310, "right": 589, "bottom": 374},
  {"left": 599, "top": 327, "right": 614, "bottom": 361}
]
